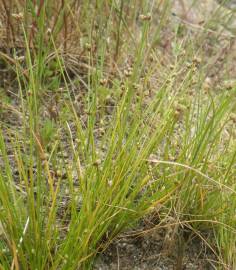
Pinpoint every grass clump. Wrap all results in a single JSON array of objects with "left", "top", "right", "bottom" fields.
[{"left": 0, "top": 0, "right": 235, "bottom": 269}]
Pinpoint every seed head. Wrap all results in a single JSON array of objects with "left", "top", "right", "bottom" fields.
[
  {"left": 139, "top": 13, "right": 152, "bottom": 21},
  {"left": 14, "top": 55, "right": 25, "bottom": 62},
  {"left": 93, "top": 159, "right": 101, "bottom": 166},
  {"left": 203, "top": 77, "right": 212, "bottom": 92},
  {"left": 100, "top": 78, "right": 108, "bottom": 86},
  {"left": 46, "top": 28, "right": 52, "bottom": 35},
  {"left": 121, "top": 82, "right": 125, "bottom": 91},
  {"left": 229, "top": 113, "right": 236, "bottom": 124},
  {"left": 85, "top": 43, "right": 92, "bottom": 50},
  {"left": 12, "top": 12, "right": 23, "bottom": 21},
  {"left": 193, "top": 56, "right": 202, "bottom": 65}
]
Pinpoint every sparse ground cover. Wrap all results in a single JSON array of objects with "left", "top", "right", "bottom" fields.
[{"left": 0, "top": 1, "right": 235, "bottom": 269}]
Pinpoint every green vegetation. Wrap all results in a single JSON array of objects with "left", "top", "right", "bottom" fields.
[{"left": 0, "top": 0, "right": 235, "bottom": 269}]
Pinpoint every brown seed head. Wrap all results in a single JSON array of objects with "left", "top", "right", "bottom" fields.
[
  {"left": 93, "top": 159, "right": 101, "bottom": 166},
  {"left": 12, "top": 13, "right": 23, "bottom": 21},
  {"left": 139, "top": 13, "right": 152, "bottom": 21},
  {"left": 100, "top": 78, "right": 108, "bottom": 86}
]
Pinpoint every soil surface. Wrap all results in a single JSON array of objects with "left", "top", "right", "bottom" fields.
[{"left": 94, "top": 225, "right": 216, "bottom": 270}]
